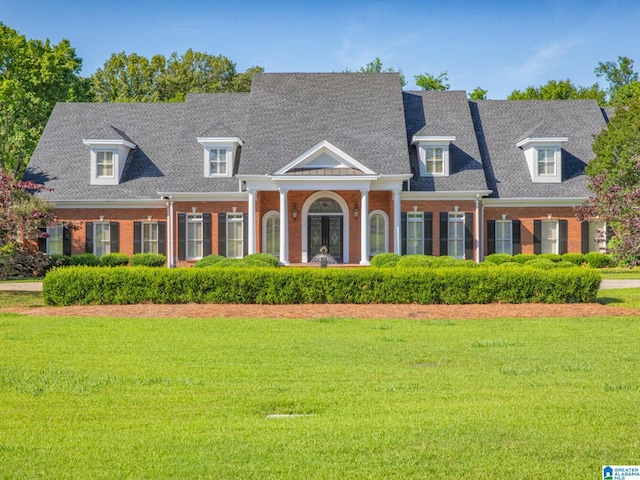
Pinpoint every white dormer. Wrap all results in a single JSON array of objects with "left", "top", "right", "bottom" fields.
[
  {"left": 516, "top": 137, "right": 568, "bottom": 183},
  {"left": 83, "top": 138, "right": 136, "bottom": 185},
  {"left": 197, "top": 137, "right": 243, "bottom": 177},
  {"left": 411, "top": 136, "right": 456, "bottom": 177}
]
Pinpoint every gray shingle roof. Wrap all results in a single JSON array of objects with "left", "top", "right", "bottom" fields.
[
  {"left": 404, "top": 91, "right": 489, "bottom": 192},
  {"left": 471, "top": 99, "right": 607, "bottom": 198}
]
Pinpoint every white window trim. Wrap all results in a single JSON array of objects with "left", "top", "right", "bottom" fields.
[
  {"left": 83, "top": 138, "right": 136, "bottom": 186},
  {"left": 411, "top": 136, "right": 456, "bottom": 177},
  {"left": 46, "top": 225, "right": 64, "bottom": 256},
  {"left": 589, "top": 220, "right": 607, "bottom": 253},
  {"left": 94, "top": 222, "right": 111, "bottom": 258},
  {"left": 141, "top": 221, "right": 159, "bottom": 254},
  {"left": 197, "top": 137, "right": 242, "bottom": 178},
  {"left": 226, "top": 213, "right": 244, "bottom": 259},
  {"left": 186, "top": 213, "right": 203, "bottom": 260},
  {"left": 262, "top": 210, "right": 280, "bottom": 257},
  {"left": 369, "top": 210, "right": 389, "bottom": 257},
  {"left": 541, "top": 220, "right": 559, "bottom": 254},
  {"left": 495, "top": 219, "right": 513, "bottom": 255},
  {"left": 448, "top": 212, "right": 465, "bottom": 259},
  {"left": 406, "top": 211, "right": 424, "bottom": 255}
]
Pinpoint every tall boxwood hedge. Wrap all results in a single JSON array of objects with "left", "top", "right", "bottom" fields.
[{"left": 43, "top": 265, "right": 601, "bottom": 306}]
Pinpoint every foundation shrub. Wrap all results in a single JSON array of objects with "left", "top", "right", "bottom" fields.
[
  {"left": 513, "top": 254, "right": 536, "bottom": 264},
  {"left": 68, "top": 253, "right": 99, "bottom": 266},
  {"left": 538, "top": 253, "right": 562, "bottom": 263},
  {"left": 524, "top": 258, "right": 557, "bottom": 270},
  {"left": 99, "top": 253, "right": 130, "bottom": 267},
  {"left": 561, "top": 253, "right": 586, "bottom": 266},
  {"left": 483, "top": 254, "right": 516, "bottom": 265},
  {"left": 585, "top": 252, "right": 613, "bottom": 268},
  {"left": 131, "top": 253, "right": 167, "bottom": 267},
  {"left": 193, "top": 254, "right": 227, "bottom": 267},
  {"left": 370, "top": 253, "right": 401, "bottom": 268},
  {"left": 242, "top": 253, "right": 280, "bottom": 267},
  {"left": 48, "top": 254, "right": 72, "bottom": 268},
  {"left": 396, "top": 254, "right": 437, "bottom": 268},
  {"left": 43, "top": 265, "right": 600, "bottom": 306}
]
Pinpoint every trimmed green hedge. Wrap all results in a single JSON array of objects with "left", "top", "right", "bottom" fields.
[{"left": 43, "top": 265, "right": 601, "bottom": 306}]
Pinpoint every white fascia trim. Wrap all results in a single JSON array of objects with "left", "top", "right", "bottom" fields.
[
  {"left": 273, "top": 140, "right": 376, "bottom": 175},
  {"left": 482, "top": 197, "right": 586, "bottom": 207},
  {"left": 197, "top": 137, "right": 243, "bottom": 146},
  {"left": 269, "top": 175, "right": 379, "bottom": 181},
  {"left": 515, "top": 137, "right": 569, "bottom": 148},
  {"left": 83, "top": 138, "right": 136, "bottom": 149},
  {"left": 411, "top": 135, "right": 456, "bottom": 145},
  {"left": 156, "top": 191, "right": 248, "bottom": 201},
  {"left": 402, "top": 190, "right": 492, "bottom": 200},
  {"left": 50, "top": 199, "right": 169, "bottom": 209}
]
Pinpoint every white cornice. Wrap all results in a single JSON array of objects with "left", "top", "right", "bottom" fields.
[
  {"left": 411, "top": 135, "right": 456, "bottom": 145},
  {"left": 197, "top": 137, "right": 243, "bottom": 146},
  {"left": 516, "top": 137, "right": 569, "bottom": 149},
  {"left": 482, "top": 197, "right": 586, "bottom": 207},
  {"left": 82, "top": 138, "right": 136, "bottom": 149},
  {"left": 402, "top": 190, "right": 492, "bottom": 200}
]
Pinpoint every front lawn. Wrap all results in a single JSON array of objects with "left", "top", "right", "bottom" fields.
[{"left": 1, "top": 314, "right": 638, "bottom": 479}]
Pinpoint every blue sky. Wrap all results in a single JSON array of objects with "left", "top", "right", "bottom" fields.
[{"left": 3, "top": 0, "right": 640, "bottom": 98}]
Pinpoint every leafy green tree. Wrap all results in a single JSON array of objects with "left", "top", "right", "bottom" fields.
[
  {"left": 576, "top": 99, "right": 640, "bottom": 264},
  {"left": 0, "top": 22, "right": 89, "bottom": 176},
  {"left": 469, "top": 87, "right": 488, "bottom": 100},
  {"left": 414, "top": 71, "right": 450, "bottom": 91},
  {"left": 90, "top": 50, "right": 262, "bottom": 102},
  {"left": 595, "top": 56, "right": 640, "bottom": 105},
  {"left": 508, "top": 79, "right": 605, "bottom": 103},
  {"left": 346, "top": 57, "right": 407, "bottom": 87}
]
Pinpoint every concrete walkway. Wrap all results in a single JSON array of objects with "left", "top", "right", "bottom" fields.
[{"left": 1, "top": 279, "right": 640, "bottom": 292}]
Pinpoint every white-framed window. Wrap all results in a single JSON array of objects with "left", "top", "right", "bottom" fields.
[
  {"left": 262, "top": 211, "right": 280, "bottom": 257},
  {"left": 425, "top": 147, "right": 444, "bottom": 174},
  {"left": 448, "top": 213, "right": 465, "bottom": 259},
  {"left": 186, "top": 214, "right": 203, "bottom": 260},
  {"left": 227, "top": 213, "right": 243, "bottom": 258},
  {"left": 407, "top": 212, "right": 423, "bottom": 255},
  {"left": 537, "top": 148, "right": 557, "bottom": 176},
  {"left": 94, "top": 222, "right": 111, "bottom": 257},
  {"left": 47, "top": 225, "right": 64, "bottom": 255},
  {"left": 142, "top": 222, "right": 159, "bottom": 254},
  {"left": 369, "top": 210, "right": 388, "bottom": 257},
  {"left": 96, "top": 150, "right": 115, "bottom": 178},
  {"left": 207, "top": 148, "right": 229, "bottom": 176},
  {"left": 589, "top": 220, "right": 607, "bottom": 253},
  {"left": 495, "top": 220, "right": 512, "bottom": 255},
  {"left": 542, "top": 220, "right": 558, "bottom": 254}
]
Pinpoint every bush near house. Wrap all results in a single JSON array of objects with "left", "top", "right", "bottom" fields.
[
  {"left": 369, "top": 252, "right": 401, "bottom": 268},
  {"left": 130, "top": 253, "right": 167, "bottom": 267},
  {"left": 43, "top": 265, "right": 601, "bottom": 306},
  {"left": 99, "top": 253, "right": 130, "bottom": 267},
  {"left": 194, "top": 253, "right": 279, "bottom": 268}
]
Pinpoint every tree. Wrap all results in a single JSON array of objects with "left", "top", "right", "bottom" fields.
[
  {"left": 346, "top": 57, "right": 407, "bottom": 87},
  {"left": 595, "top": 56, "right": 640, "bottom": 105},
  {"left": 0, "top": 22, "right": 89, "bottom": 176},
  {"left": 575, "top": 99, "right": 640, "bottom": 264},
  {"left": 89, "top": 50, "right": 262, "bottom": 102},
  {"left": 0, "top": 171, "right": 56, "bottom": 276},
  {"left": 508, "top": 79, "right": 605, "bottom": 103},
  {"left": 469, "top": 87, "right": 488, "bottom": 100},
  {"left": 414, "top": 71, "right": 450, "bottom": 91}
]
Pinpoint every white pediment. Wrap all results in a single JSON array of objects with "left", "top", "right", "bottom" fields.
[{"left": 273, "top": 140, "right": 376, "bottom": 175}]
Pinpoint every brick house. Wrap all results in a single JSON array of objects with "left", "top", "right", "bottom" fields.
[{"left": 25, "top": 73, "right": 609, "bottom": 266}]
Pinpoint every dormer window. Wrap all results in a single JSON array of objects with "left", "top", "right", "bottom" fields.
[
  {"left": 83, "top": 138, "right": 136, "bottom": 185},
  {"left": 516, "top": 137, "right": 568, "bottom": 183},
  {"left": 197, "top": 137, "right": 242, "bottom": 178},
  {"left": 411, "top": 136, "right": 456, "bottom": 177}
]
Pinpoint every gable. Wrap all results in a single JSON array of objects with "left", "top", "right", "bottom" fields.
[{"left": 273, "top": 140, "right": 376, "bottom": 176}]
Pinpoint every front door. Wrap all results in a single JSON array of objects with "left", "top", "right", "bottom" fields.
[{"left": 308, "top": 215, "right": 343, "bottom": 263}]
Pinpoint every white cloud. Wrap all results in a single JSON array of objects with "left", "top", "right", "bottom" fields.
[{"left": 505, "top": 37, "right": 583, "bottom": 83}]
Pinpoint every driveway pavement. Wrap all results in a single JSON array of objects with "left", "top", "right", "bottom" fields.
[{"left": 1, "top": 279, "right": 640, "bottom": 293}]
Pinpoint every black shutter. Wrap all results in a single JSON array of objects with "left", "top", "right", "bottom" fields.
[
  {"left": 110, "top": 222, "right": 119, "bottom": 253},
  {"left": 85, "top": 222, "right": 94, "bottom": 254},
  {"left": 133, "top": 222, "right": 142, "bottom": 254},
  {"left": 401, "top": 212, "right": 407, "bottom": 255},
  {"left": 512, "top": 220, "right": 521, "bottom": 255},
  {"left": 533, "top": 220, "right": 542, "bottom": 254},
  {"left": 439, "top": 212, "right": 448, "bottom": 256},
  {"left": 242, "top": 213, "right": 249, "bottom": 257},
  {"left": 487, "top": 220, "right": 495, "bottom": 255},
  {"left": 558, "top": 220, "right": 568, "bottom": 254},
  {"left": 218, "top": 213, "right": 227, "bottom": 257},
  {"left": 177, "top": 213, "right": 186, "bottom": 260},
  {"left": 465, "top": 212, "right": 474, "bottom": 260},
  {"left": 423, "top": 212, "right": 433, "bottom": 255},
  {"left": 581, "top": 221, "right": 590, "bottom": 254},
  {"left": 63, "top": 226, "right": 72, "bottom": 256},
  {"left": 158, "top": 221, "right": 167, "bottom": 256},
  {"left": 38, "top": 228, "right": 46, "bottom": 253},
  {"left": 203, "top": 213, "right": 212, "bottom": 257}
]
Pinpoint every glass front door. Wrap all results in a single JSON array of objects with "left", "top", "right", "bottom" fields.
[{"left": 308, "top": 215, "right": 343, "bottom": 262}]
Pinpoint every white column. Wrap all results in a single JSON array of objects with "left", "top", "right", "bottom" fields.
[
  {"left": 247, "top": 190, "right": 256, "bottom": 255},
  {"left": 393, "top": 189, "right": 401, "bottom": 255},
  {"left": 360, "top": 189, "right": 370, "bottom": 265},
  {"left": 278, "top": 188, "right": 289, "bottom": 265}
]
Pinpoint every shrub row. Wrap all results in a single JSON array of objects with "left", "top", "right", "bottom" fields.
[
  {"left": 483, "top": 252, "right": 613, "bottom": 268},
  {"left": 49, "top": 252, "right": 167, "bottom": 268},
  {"left": 194, "top": 253, "right": 280, "bottom": 268},
  {"left": 43, "top": 265, "right": 601, "bottom": 306}
]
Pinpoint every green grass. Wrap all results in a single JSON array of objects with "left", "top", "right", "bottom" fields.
[
  {"left": 1, "top": 314, "right": 639, "bottom": 479},
  {"left": 597, "top": 288, "right": 640, "bottom": 308},
  {"left": 0, "top": 291, "right": 44, "bottom": 308},
  {"left": 599, "top": 267, "right": 640, "bottom": 279}
]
